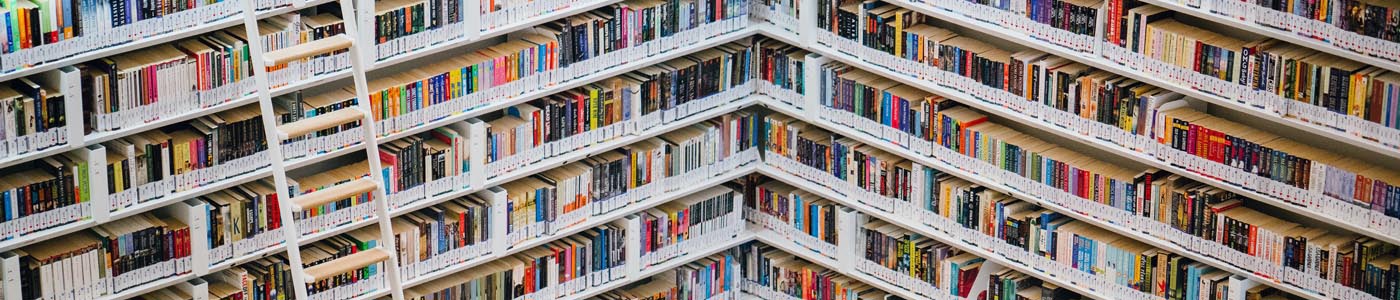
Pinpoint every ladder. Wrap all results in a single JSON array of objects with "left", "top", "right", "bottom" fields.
[{"left": 239, "top": 0, "right": 405, "bottom": 299}]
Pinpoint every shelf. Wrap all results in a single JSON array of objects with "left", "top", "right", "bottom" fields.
[
  {"left": 386, "top": 94, "right": 756, "bottom": 218},
  {"left": 752, "top": 96, "right": 1331, "bottom": 300},
  {"left": 802, "top": 41, "right": 1400, "bottom": 246},
  {"left": 373, "top": 27, "right": 760, "bottom": 144},
  {"left": 392, "top": 163, "right": 758, "bottom": 294},
  {"left": 880, "top": 0, "right": 1400, "bottom": 162},
  {"left": 754, "top": 165, "right": 1132, "bottom": 300},
  {"left": 0, "top": 143, "right": 78, "bottom": 170},
  {"left": 557, "top": 231, "right": 756, "bottom": 300},
  {"left": 0, "top": 0, "right": 337, "bottom": 82},
  {"left": 80, "top": 67, "right": 352, "bottom": 148},
  {"left": 1133, "top": 0, "right": 1400, "bottom": 74},
  {"left": 749, "top": 226, "right": 930, "bottom": 300},
  {"left": 369, "top": 0, "right": 626, "bottom": 71},
  {"left": 303, "top": 248, "right": 391, "bottom": 281},
  {"left": 0, "top": 165, "right": 274, "bottom": 252},
  {"left": 278, "top": 108, "right": 367, "bottom": 139},
  {"left": 59, "top": 0, "right": 619, "bottom": 160},
  {"left": 264, "top": 35, "right": 355, "bottom": 66}
]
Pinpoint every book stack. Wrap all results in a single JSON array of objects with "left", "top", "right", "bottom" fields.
[
  {"left": 401, "top": 224, "right": 627, "bottom": 299},
  {"left": 198, "top": 179, "right": 285, "bottom": 265},
  {"left": 855, "top": 216, "right": 964, "bottom": 298},
  {"left": 289, "top": 159, "right": 376, "bottom": 236},
  {"left": 373, "top": 0, "right": 466, "bottom": 61},
  {"left": 0, "top": 72, "right": 71, "bottom": 158},
  {"left": 752, "top": 39, "right": 806, "bottom": 103},
  {"left": 389, "top": 194, "right": 493, "bottom": 281},
  {"left": 380, "top": 120, "right": 470, "bottom": 208},
  {"left": 1, "top": 208, "right": 198, "bottom": 299},
  {"left": 300, "top": 229, "right": 390, "bottom": 299},
  {"left": 365, "top": 31, "right": 559, "bottom": 138},
  {"left": 481, "top": 82, "right": 633, "bottom": 180},
  {"left": 78, "top": 32, "right": 253, "bottom": 134},
  {"left": 0, "top": 0, "right": 297, "bottom": 73},
  {"left": 816, "top": 0, "right": 863, "bottom": 41},
  {"left": 743, "top": 179, "right": 841, "bottom": 259},
  {"left": 637, "top": 185, "right": 742, "bottom": 268},
  {"left": 738, "top": 243, "right": 891, "bottom": 300},
  {"left": 0, "top": 149, "right": 92, "bottom": 242},
  {"left": 100, "top": 103, "right": 270, "bottom": 210}
]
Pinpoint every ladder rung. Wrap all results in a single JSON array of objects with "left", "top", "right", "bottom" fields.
[
  {"left": 290, "top": 178, "right": 379, "bottom": 211},
  {"left": 302, "top": 247, "right": 391, "bottom": 282},
  {"left": 263, "top": 34, "right": 354, "bottom": 66},
  {"left": 277, "top": 108, "right": 366, "bottom": 139}
]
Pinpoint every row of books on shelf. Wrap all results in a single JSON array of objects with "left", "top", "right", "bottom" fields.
[
  {"left": 743, "top": 178, "right": 842, "bottom": 260},
  {"left": 479, "top": 44, "right": 757, "bottom": 182},
  {"left": 6, "top": 144, "right": 1340, "bottom": 300},
  {"left": 0, "top": 67, "right": 76, "bottom": 159},
  {"left": 495, "top": 112, "right": 760, "bottom": 250},
  {"left": 372, "top": 0, "right": 467, "bottom": 61},
  {"left": 79, "top": 4, "right": 348, "bottom": 134},
  {"left": 636, "top": 185, "right": 744, "bottom": 268},
  {"left": 101, "top": 103, "right": 271, "bottom": 210},
  {"left": 748, "top": 0, "right": 798, "bottom": 32},
  {"left": 364, "top": 0, "right": 754, "bottom": 140},
  {"left": 0, "top": 148, "right": 95, "bottom": 242},
  {"left": 0, "top": 0, "right": 298, "bottom": 73},
  {"left": 822, "top": 0, "right": 1400, "bottom": 152},
  {"left": 1, "top": 202, "right": 202, "bottom": 300},
  {"left": 808, "top": 9, "right": 1400, "bottom": 247},
  {"left": 759, "top": 107, "right": 1397, "bottom": 300},
  {"left": 1, "top": 0, "right": 772, "bottom": 170},
  {"left": 751, "top": 47, "right": 1400, "bottom": 300},
  {"left": 0, "top": 33, "right": 780, "bottom": 260},
  {"left": 1161, "top": 0, "right": 1399, "bottom": 65},
  {"left": 814, "top": 6, "right": 1400, "bottom": 241}
]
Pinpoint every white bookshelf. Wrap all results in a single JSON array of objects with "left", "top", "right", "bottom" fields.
[{"left": 0, "top": 0, "right": 1395, "bottom": 298}]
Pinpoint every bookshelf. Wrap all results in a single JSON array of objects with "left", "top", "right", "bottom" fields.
[{"left": 0, "top": 0, "right": 1396, "bottom": 298}]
